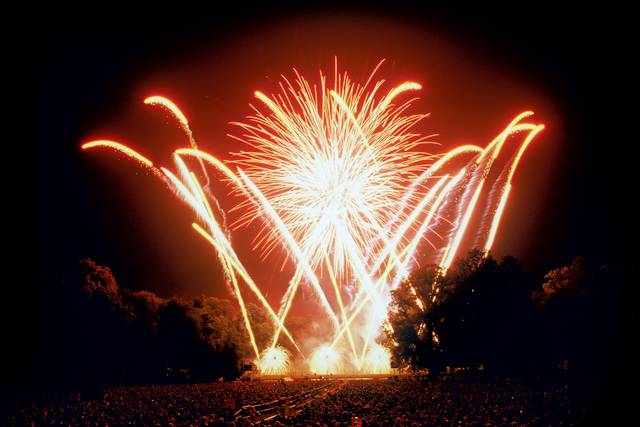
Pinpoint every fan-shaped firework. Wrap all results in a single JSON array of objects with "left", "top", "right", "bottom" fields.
[{"left": 82, "top": 60, "right": 544, "bottom": 373}]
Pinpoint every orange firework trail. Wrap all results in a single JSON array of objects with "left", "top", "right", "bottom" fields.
[{"left": 82, "top": 59, "right": 544, "bottom": 373}]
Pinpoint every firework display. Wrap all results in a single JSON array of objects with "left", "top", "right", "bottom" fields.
[{"left": 82, "top": 60, "right": 543, "bottom": 374}]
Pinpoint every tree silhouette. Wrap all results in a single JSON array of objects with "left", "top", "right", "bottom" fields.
[
  {"left": 386, "top": 263, "right": 445, "bottom": 376},
  {"left": 27, "top": 258, "right": 244, "bottom": 393},
  {"left": 531, "top": 256, "right": 620, "bottom": 377},
  {"left": 388, "top": 250, "right": 537, "bottom": 376}
]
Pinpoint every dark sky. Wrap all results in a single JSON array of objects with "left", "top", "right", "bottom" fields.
[{"left": 33, "top": 3, "right": 630, "bottom": 307}]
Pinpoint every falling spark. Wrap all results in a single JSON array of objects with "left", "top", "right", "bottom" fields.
[
  {"left": 483, "top": 183, "right": 511, "bottom": 254},
  {"left": 81, "top": 140, "right": 154, "bottom": 168}
]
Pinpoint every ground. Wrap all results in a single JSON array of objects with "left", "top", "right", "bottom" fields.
[{"left": 4, "top": 377, "right": 587, "bottom": 426}]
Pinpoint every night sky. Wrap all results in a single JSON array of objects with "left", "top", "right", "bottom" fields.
[{"left": 27, "top": 3, "right": 632, "bottom": 353}]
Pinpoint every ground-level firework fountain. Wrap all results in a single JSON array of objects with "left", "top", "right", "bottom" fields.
[
  {"left": 83, "top": 59, "right": 543, "bottom": 375},
  {"left": 257, "top": 347, "right": 290, "bottom": 375}
]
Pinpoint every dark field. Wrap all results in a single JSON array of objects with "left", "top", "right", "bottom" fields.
[{"left": 4, "top": 378, "right": 588, "bottom": 426}]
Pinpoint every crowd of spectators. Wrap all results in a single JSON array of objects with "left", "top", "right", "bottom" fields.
[
  {"left": 290, "top": 379, "right": 584, "bottom": 426},
  {"left": 4, "top": 378, "right": 585, "bottom": 426}
]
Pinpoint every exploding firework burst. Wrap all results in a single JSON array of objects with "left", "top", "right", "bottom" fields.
[
  {"left": 310, "top": 345, "right": 342, "bottom": 375},
  {"left": 230, "top": 66, "right": 431, "bottom": 279},
  {"left": 361, "top": 344, "right": 391, "bottom": 374},
  {"left": 82, "top": 59, "right": 544, "bottom": 374},
  {"left": 257, "top": 346, "right": 290, "bottom": 375}
]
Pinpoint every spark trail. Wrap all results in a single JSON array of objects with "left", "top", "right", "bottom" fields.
[{"left": 82, "top": 60, "right": 544, "bottom": 373}]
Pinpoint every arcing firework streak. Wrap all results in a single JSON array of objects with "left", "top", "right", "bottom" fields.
[{"left": 83, "top": 60, "right": 543, "bottom": 372}]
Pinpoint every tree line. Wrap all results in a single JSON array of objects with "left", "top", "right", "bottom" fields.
[
  {"left": 386, "top": 249, "right": 624, "bottom": 381},
  {"left": 18, "top": 259, "right": 288, "bottom": 397},
  {"left": 10, "top": 250, "right": 626, "bottom": 399}
]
